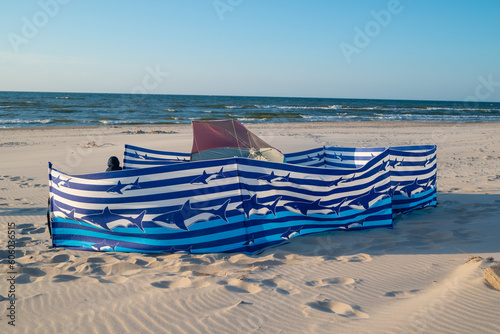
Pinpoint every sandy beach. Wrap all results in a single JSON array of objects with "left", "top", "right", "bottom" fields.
[{"left": 1, "top": 121, "right": 499, "bottom": 333}]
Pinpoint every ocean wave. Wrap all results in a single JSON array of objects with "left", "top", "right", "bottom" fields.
[
  {"left": 52, "top": 119, "right": 76, "bottom": 123},
  {"left": 98, "top": 119, "right": 183, "bottom": 125},
  {"left": 236, "top": 117, "right": 258, "bottom": 122},
  {"left": 255, "top": 105, "right": 344, "bottom": 110},
  {"left": 52, "top": 109, "right": 78, "bottom": 113},
  {"left": 55, "top": 96, "right": 85, "bottom": 100},
  {"left": 247, "top": 112, "right": 303, "bottom": 119},
  {"left": 202, "top": 104, "right": 228, "bottom": 109},
  {"left": 0, "top": 119, "right": 51, "bottom": 124},
  {"left": 5, "top": 101, "right": 34, "bottom": 107}
]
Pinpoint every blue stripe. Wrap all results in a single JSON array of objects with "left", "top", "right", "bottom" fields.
[
  {"left": 284, "top": 147, "right": 323, "bottom": 158},
  {"left": 125, "top": 144, "right": 191, "bottom": 157}
]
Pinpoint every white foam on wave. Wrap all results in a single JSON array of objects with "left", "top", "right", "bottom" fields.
[
  {"left": 275, "top": 105, "right": 344, "bottom": 110},
  {"left": 0, "top": 119, "right": 51, "bottom": 124}
]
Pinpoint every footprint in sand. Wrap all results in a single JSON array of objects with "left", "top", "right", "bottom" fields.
[
  {"left": 16, "top": 267, "right": 47, "bottom": 284},
  {"left": 151, "top": 277, "right": 210, "bottom": 290},
  {"left": 260, "top": 276, "right": 300, "bottom": 295},
  {"left": 100, "top": 262, "right": 144, "bottom": 276},
  {"left": 86, "top": 257, "right": 107, "bottom": 264},
  {"left": 384, "top": 289, "right": 420, "bottom": 298},
  {"left": 16, "top": 274, "right": 36, "bottom": 284},
  {"left": 335, "top": 253, "right": 372, "bottom": 263},
  {"left": 304, "top": 298, "right": 369, "bottom": 318},
  {"left": 15, "top": 237, "right": 39, "bottom": 248},
  {"left": 151, "top": 280, "right": 172, "bottom": 289},
  {"left": 0, "top": 250, "right": 25, "bottom": 263},
  {"left": 219, "top": 278, "right": 262, "bottom": 294},
  {"left": 0, "top": 207, "right": 45, "bottom": 218},
  {"left": 306, "top": 277, "right": 356, "bottom": 287},
  {"left": 66, "top": 256, "right": 118, "bottom": 276},
  {"left": 53, "top": 274, "right": 81, "bottom": 283},
  {"left": 51, "top": 254, "right": 72, "bottom": 263},
  {"left": 133, "top": 258, "right": 154, "bottom": 267},
  {"left": 23, "top": 226, "right": 46, "bottom": 234}
]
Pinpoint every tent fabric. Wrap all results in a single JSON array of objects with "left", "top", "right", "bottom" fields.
[
  {"left": 48, "top": 145, "right": 436, "bottom": 254},
  {"left": 190, "top": 120, "right": 284, "bottom": 162}
]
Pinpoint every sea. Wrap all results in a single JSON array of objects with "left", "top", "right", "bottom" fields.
[{"left": 1, "top": 91, "right": 499, "bottom": 128}]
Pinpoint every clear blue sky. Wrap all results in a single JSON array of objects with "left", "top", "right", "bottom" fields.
[{"left": 1, "top": 0, "right": 499, "bottom": 101}]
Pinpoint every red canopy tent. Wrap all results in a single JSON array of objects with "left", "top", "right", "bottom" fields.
[{"left": 190, "top": 119, "right": 284, "bottom": 162}]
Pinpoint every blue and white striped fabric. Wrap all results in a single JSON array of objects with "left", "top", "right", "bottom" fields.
[
  {"left": 324, "top": 147, "right": 387, "bottom": 169},
  {"left": 49, "top": 153, "right": 397, "bottom": 253},
  {"left": 386, "top": 145, "right": 437, "bottom": 217},
  {"left": 123, "top": 144, "right": 190, "bottom": 169},
  {"left": 290, "top": 145, "right": 437, "bottom": 218},
  {"left": 283, "top": 147, "right": 325, "bottom": 167},
  {"left": 323, "top": 145, "right": 437, "bottom": 217},
  {"left": 49, "top": 145, "right": 436, "bottom": 254}
]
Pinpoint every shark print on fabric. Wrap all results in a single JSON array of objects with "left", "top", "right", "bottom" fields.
[
  {"left": 339, "top": 219, "right": 365, "bottom": 230},
  {"left": 388, "top": 183, "right": 400, "bottom": 198},
  {"left": 329, "top": 176, "right": 344, "bottom": 187},
  {"left": 419, "top": 158, "right": 430, "bottom": 167},
  {"left": 236, "top": 195, "right": 282, "bottom": 218},
  {"left": 284, "top": 198, "right": 345, "bottom": 216},
  {"left": 281, "top": 226, "right": 303, "bottom": 240},
  {"left": 80, "top": 207, "right": 146, "bottom": 232},
  {"left": 50, "top": 197, "right": 76, "bottom": 221},
  {"left": 152, "top": 199, "right": 230, "bottom": 231},
  {"left": 52, "top": 175, "right": 71, "bottom": 188},
  {"left": 106, "top": 177, "right": 141, "bottom": 194},
  {"left": 398, "top": 178, "right": 425, "bottom": 198},
  {"left": 307, "top": 153, "right": 323, "bottom": 162},
  {"left": 91, "top": 239, "right": 119, "bottom": 251},
  {"left": 420, "top": 175, "right": 436, "bottom": 191},
  {"left": 388, "top": 158, "right": 403, "bottom": 168},
  {"left": 378, "top": 160, "right": 389, "bottom": 172},
  {"left": 419, "top": 155, "right": 436, "bottom": 167},
  {"left": 164, "top": 245, "right": 193, "bottom": 253},
  {"left": 375, "top": 183, "right": 400, "bottom": 199},
  {"left": 330, "top": 198, "right": 347, "bottom": 216},
  {"left": 348, "top": 187, "right": 386, "bottom": 210},
  {"left": 190, "top": 168, "right": 227, "bottom": 184},
  {"left": 330, "top": 152, "right": 341, "bottom": 160},
  {"left": 342, "top": 173, "right": 357, "bottom": 183},
  {"left": 257, "top": 171, "right": 290, "bottom": 183},
  {"left": 328, "top": 152, "right": 348, "bottom": 161},
  {"left": 133, "top": 151, "right": 149, "bottom": 159}
]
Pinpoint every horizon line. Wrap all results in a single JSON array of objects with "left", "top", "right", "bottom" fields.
[{"left": 1, "top": 90, "right": 499, "bottom": 104}]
